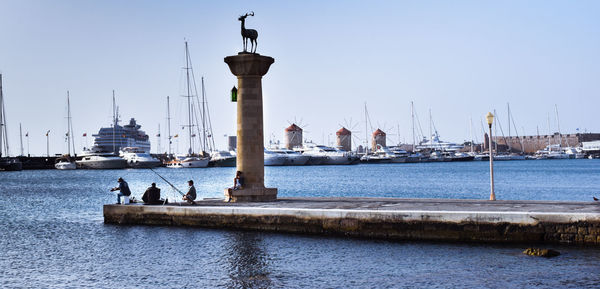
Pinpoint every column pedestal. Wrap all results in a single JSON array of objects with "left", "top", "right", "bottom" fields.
[{"left": 224, "top": 53, "right": 277, "bottom": 202}]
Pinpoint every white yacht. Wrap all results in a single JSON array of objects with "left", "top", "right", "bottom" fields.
[
  {"left": 564, "top": 147, "right": 586, "bottom": 159},
  {"left": 120, "top": 147, "right": 161, "bottom": 168},
  {"left": 209, "top": 150, "right": 236, "bottom": 167},
  {"left": 77, "top": 150, "right": 127, "bottom": 169},
  {"left": 270, "top": 148, "right": 310, "bottom": 166},
  {"left": 264, "top": 148, "right": 286, "bottom": 166},
  {"left": 534, "top": 144, "right": 570, "bottom": 160},
  {"left": 299, "top": 144, "right": 358, "bottom": 165},
  {"left": 415, "top": 133, "right": 464, "bottom": 152}
]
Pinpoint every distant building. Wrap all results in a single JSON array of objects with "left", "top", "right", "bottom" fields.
[
  {"left": 371, "top": 129, "right": 386, "bottom": 151},
  {"left": 336, "top": 127, "right": 352, "bottom": 151},
  {"left": 284, "top": 124, "right": 303, "bottom": 149},
  {"left": 228, "top": 135, "right": 237, "bottom": 151}
]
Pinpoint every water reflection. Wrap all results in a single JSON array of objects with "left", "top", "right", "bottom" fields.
[{"left": 224, "top": 231, "right": 272, "bottom": 289}]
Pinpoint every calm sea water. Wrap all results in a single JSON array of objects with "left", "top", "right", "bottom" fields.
[{"left": 1, "top": 159, "right": 600, "bottom": 288}]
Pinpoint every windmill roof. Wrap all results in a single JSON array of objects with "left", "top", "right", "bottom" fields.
[
  {"left": 336, "top": 127, "right": 351, "bottom": 136},
  {"left": 285, "top": 123, "right": 302, "bottom": 132},
  {"left": 372, "top": 128, "right": 386, "bottom": 136}
]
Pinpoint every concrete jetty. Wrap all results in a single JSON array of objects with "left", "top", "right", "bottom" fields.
[{"left": 104, "top": 197, "right": 600, "bottom": 245}]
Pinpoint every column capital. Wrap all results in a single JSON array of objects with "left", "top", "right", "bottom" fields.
[{"left": 224, "top": 53, "right": 274, "bottom": 77}]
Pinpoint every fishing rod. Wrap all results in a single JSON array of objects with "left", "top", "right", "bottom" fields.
[{"left": 149, "top": 167, "right": 185, "bottom": 196}]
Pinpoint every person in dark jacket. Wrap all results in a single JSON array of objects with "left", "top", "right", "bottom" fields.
[
  {"left": 182, "top": 180, "right": 196, "bottom": 204},
  {"left": 110, "top": 177, "right": 131, "bottom": 204},
  {"left": 142, "top": 183, "right": 162, "bottom": 204}
]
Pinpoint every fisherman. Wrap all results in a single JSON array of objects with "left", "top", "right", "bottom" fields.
[
  {"left": 182, "top": 180, "right": 196, "bottom": 204},
  {"left": 110, "top": 177, "right": 131, "bottom": 204},
  {"left": 142, "top": 182, "right": 163, "bottom": 205},
  {"left": 233, "top": 171, "right": 244, "bottom": 190}
]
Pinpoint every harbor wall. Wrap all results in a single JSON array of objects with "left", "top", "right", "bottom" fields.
[
  {"left": 491, "top": 133, "right": 600, "bottom": 153},
  {"left": 104, "top": 204, "right": 600, "bottom": 245}
]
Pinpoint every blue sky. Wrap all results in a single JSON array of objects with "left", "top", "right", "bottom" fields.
[{"left": 1, "top": 0, "right": 598, "bottom": 155}]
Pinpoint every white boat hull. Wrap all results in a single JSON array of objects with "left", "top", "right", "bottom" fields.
[
  {"left": 282, "top": 155, "right": 310, "bottom": 166},
  {"left": 77, "top": 157, "right": 127, "bottom": 169},
  {"left": 125, "top": 159, "right": 162, "bottom": 168},
  {"left": 55, "top": 161, "right": 76, "bottom": 170},
  {"left": 264, "top": 155, "right": 286, "bottom": 166}
]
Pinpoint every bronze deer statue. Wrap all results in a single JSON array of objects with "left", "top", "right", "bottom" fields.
[{"left": 238, "top": 12, "right": 258, "bottom": 53}]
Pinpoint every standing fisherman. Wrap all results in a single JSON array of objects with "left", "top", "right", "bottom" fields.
[{"left": 110, "top": 177, "right": 131, "bottom": 204}]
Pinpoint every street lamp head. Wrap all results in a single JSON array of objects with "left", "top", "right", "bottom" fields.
[{"left": 485, "top": 112, "right": 494, "bottom": 125}]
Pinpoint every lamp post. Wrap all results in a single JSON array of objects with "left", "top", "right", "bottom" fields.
[
  {"left": 486, "top": 112, "right": 495, "bottom": 201},
  {"left": 45, "top": 130, "right": 50, "bottom": 157}
]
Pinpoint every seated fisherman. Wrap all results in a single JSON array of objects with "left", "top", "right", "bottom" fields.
[
  {"left": 182, "top": 180, "right": 196, "bottom": 204},
  {"left": 110, "top": 177, "right": 131, "bottom": 204},
  {"left": 142, "top": 183, "right": 163, "bottom": 204},
  {"left": 233, "top": 171, "right": 244, "bottom": 190},
  {"left": 225, "top": 171, "right": 245, "bottom": 202}
]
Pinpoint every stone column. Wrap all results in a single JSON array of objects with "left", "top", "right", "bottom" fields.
[{"left": 224, "top": 53, "right": 277, "bottom": 202}]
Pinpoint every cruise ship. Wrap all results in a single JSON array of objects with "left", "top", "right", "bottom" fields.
[{"left": 91, "top": 118, "right": 151, "bottom": 153}]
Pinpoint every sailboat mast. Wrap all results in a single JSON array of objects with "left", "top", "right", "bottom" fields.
[
  {"left": 507, "top": 103, "right": 511, "bottom": 137},
  {"left": 555, "top": 104, "right": 567, "bottom": 147},
  {"left": 0, "top": 74, "right": 5, "bottom": 157},
  {"left": 469, "top": 117, "right": 474, "bottom": 153},
  {"left": 112, "top": 90, "right": 116, "bottom": 153},
  {"left": 185, "top": 42, "right": 194, "bottom": 155},
  {"left": 411, "top": 101, "right": 415, "bottom": 152},
  {"left": 157, "top": 123, "right": 161, "bottom": 154},
  {"left": 69, "top": 95, "right": 75, "bottom": 156},
  {"left": 547, "top": 112, "right": 552, "bottom": 146},
  {"left": 167, "top": 96, "right": 172, "bottom": 155},
  {"left": 428, "top": 109, "right": 432, "bottom": 144},
  {"left": 19, "top": 123, "right": 23, "bottom": 156},
  {"left": 66, "top": 91, "right": 72, "bottom": 156},
  {"left": 493, "top": 109, "right": 498, "bottom": 152},
  {"left": 201, "top": 77, "right": 207, "bottom": 153},
  {"left": 364, "top": 102, "right": 368, "bottom": 153}
]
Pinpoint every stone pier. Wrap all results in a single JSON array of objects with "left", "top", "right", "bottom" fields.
[
  {"left": 224, "top": 53, "right": 277, "bottom": 202},
  {"left": 104, "top": 198, "right": 600, "bottom": 245}
]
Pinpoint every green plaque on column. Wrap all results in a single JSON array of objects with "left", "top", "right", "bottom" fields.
[{"left": 231, "top": 86, "right": 237, "bottom": 102}]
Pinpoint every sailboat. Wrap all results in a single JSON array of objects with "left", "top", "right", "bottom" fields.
[
  {"left": 0, "top": 74, "right": 23, "bottom": 171},
  {"left": 55, "top": 91, "right": 77, "bottom": 170},
  {"left": 167, "top": 41, "right": 209, "bottom": 168}
]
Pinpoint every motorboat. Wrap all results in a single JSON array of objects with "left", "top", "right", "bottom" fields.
[
  {"left": 493, "top": 153, "right": 526, "bottom": 161},
  {"left": 76, "top": 151, "right": 127, "bottom": 169},
  {"left": 120, "top": 147, "right": 161, "bottom": 168},
  {"left": 269, "top": 148, "right": 310, "bottom": 166},
  {"left": 167, "top": 154, "right": 209, "bottom": 168},
  {"left": 299, "top": 144, "right": 358, "bottom": 165},
  {"left": 429, "top": 151, "right": 474, "bottom": 162},
  {"left": 264, "top": 148, "right": 286, "bottom": 166},
  {"left": 55, "top": 155, "right": 76, "bottom": 170},
  {"left": 209, "top": 151, "right": 236, "bottom": 167}
]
